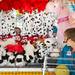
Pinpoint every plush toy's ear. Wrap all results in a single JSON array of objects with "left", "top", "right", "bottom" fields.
[
  {"left": 23, "top": 55, "right": 26, "bottom": 61},
  {"left": 0, "top": 59, "right": 3, "bottom": 64},
  {"left": 4, "top": 54, "right": 9, "bottom": 60}
]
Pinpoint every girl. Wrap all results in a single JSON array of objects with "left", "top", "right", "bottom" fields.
[{"left": 57, "top": 28, "right": 75, "bottom": 75}]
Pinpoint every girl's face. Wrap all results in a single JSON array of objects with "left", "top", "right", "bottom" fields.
[{"left": 64, "top": 33, "right": 75, "bottom": 51}]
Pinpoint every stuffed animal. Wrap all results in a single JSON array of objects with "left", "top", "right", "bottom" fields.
[
  {"left": 44, "top": 38, "right": 54, "bottom": 52},
  {"left": 34, "top": 40, "right": 45, "bottom": 63},
  {"left": 44, "top": 38, "right": 59, "bottom": 57},
  {"left": 15, "top": 54, "right": 25, "bottom": 67},
  {"left": 0, "top": 41, "right": 7, "bottom": 66},
  {"left": 23, "top": 41, "right": 35, "bottom": 63},
  {"left": 0, "top": 56, "right": 7, "bottom": 66},
  {"left": 7, "top": 52, "right": 15, "bottom": 67}
]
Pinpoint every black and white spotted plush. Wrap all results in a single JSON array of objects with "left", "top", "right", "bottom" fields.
[
  {"left": 0, "top": 45, "right": 7, "bottom": 66},
  {"left": 23, "top": 41, "right": 35, "bottom": 63},
  {"left": 15, "top": 54, "right": 25, "bottom": 67},
  {"left": 7, "top": 54, "right": 15, "bottom": 67},
  {"left": 0, "top": 9, "right": 58, "bottom": 65}
]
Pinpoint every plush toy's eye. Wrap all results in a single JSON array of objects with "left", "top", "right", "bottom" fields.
[
  {"left": 16, "top": 58, "right": 22, "bottom": 62},
  {"left": 46, "top": 41, "right": 50, "bottom": 43},
  {"left": 31, "top": 18, "right": 34, "bottom": 21},
  {"left": 12, "top": 23, "right": 15, "bottom": 25},
  {"left": 37, "top": 21, "right": 40, "bottom": 23},
  {"left": 8, "top": 18, "right": 10, "bottom": 20},
  {"left": 9, "top": 59, "right": 15, "bottom": 63},
  {"left": 1, "top": 23, "right": 4, "bottom": 25}
]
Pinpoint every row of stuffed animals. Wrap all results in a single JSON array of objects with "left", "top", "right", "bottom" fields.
[
  {"left": 0, "top": 32, "right": 60, "bottom": 67},
  {"left": 0, "top": 5, "right": 60, "bottom": 67},
  {"left": 0, "top": 9, "right": 57, "bottom": 36},
  {"left": 0, "top": 34, "right": 59, "bottom": 66}
]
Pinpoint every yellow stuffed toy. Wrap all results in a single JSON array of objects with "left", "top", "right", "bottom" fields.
[{"left": 55, "top": 64, "right": 70, "bottom": 75}]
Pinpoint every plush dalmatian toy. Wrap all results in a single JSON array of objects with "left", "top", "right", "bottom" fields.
[
  {"left": 15, "top": 54, "right": 26, "bottom": 67},
  {"left": 23, "top": 40, "right": 35, "bottom": 63},
  {"left": 44, "top": 38, "right": 60, "bottom": 57},
  {"left": 0, "top": 45, "right": 7, "bottom": 66},
  {"left": 34, "top": 40, "right": 46, "bottom": 63},
  {"left": 7, "top": 52, "right": 15, "bottom": 67},
  {"left": 44, "top": 38, "right": 54, "bottom": 55},
  {"left": 0, "top": 10, "right": 17, "bottom": 36}
]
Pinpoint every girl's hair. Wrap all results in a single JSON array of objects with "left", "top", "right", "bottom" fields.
[{"left": 64, "top": 28, "right": 75, "bottom": 42}]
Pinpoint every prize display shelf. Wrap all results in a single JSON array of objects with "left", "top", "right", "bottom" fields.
[{"left": 0, "top": 68, "right": 55, "bottom": 75}]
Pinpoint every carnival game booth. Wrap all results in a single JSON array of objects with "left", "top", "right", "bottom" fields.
[{"left": 0, "top": 0, "right": 75, "bottom": 75}]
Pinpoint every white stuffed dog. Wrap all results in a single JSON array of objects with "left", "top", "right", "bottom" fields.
[{"left": 23, "top": 41, "right": 35, "bottom": 63}]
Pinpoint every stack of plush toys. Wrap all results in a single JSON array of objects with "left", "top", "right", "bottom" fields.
[
  {"left": 0, "top": 26, "right": 60, "bottom": 67},
  {"left": 0, "top": 9, "right": 60, "bottom": 67}
]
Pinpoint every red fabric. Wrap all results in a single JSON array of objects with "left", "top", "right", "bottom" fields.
[
  {"left": 5, "top": 44, "right": 24, "bottom": 54},
  {"left": 14, "top": 44, "right": 24, "bottom": 54},
  {"left": 0, "top": 0, "right": 49, "bottom": 13},
  {"left": 5, "top": 44, "right": 15, "bottom": 52}
]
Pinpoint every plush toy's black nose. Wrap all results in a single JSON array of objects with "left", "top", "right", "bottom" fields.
[
  {"left": 16, "top": 58, "right": 22, "bottom": 62},
  {"left": 0, "top": 60, "right": 3, "bottom": 64},
  {"left": 9, "top": 59, "right": 15, "bottom": 63}
]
